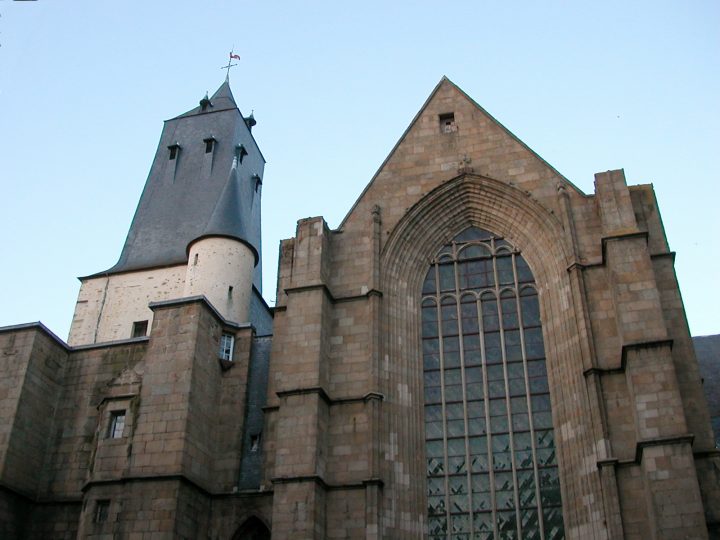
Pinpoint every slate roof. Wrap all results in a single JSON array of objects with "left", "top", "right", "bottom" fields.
[
  {"left": 174, "top": 81, "right": 239, "bottom": 118},
  {"left": 694, "top": 334, "right": 720, "bottom": 447},
  {"left": 90, "top": 81, "right": 265, "bottom": 290},
  {"left": 190, "top": 159, "right": 259, "bottom": 264}
]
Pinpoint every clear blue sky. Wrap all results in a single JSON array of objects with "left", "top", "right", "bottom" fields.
[{"left": 1, "top": 1, "right": 718, "bottom": 338}]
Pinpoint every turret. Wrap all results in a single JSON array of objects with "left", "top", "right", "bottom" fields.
[{"left": 183, "top": 158, "right": 260, "bottom": 323}]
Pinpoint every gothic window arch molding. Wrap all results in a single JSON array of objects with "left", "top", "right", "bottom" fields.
[
  {"left": 378, "top": 174, "right": 606, "bottom": 537},
  {"left": 421, "top": 226, "right": 564, "bottom": 539}
]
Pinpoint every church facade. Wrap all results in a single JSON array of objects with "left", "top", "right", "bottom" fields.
[{"left": 1, "top": 78, "right": 718, "bottom": 539}]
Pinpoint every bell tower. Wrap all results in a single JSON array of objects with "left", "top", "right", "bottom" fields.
[{"left": 68, "top": 81, "right": 265, "bottom": 345}]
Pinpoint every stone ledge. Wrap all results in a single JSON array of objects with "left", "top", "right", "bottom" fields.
[
  {"left": 283, "top": 283, "right": 383, "bottom": 304},
  {"left": 270, "top": 474, "right": 383, "bottom": 492},
  {"left": 275, "top": 386, "right": 385, "bottom": 406},
  {"left": 597, "top": 434, "right": 697, "bottom": 468},
  {"left": 583, "top": 338, "right": 674, "bottom": 377},
  {"left": 149, "top": 295, "right": 254, "bottom": 333},
  {"left": 0, "top": 321, "right": 69, "bottom": 349}
]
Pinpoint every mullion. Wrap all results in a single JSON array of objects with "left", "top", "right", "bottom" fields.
[
  {"left": 432, "top": 263, "right": 451, "bottom": 538},
  {"left": 518, "top": 286, "right": 547, "bottom": 540},
  {"left": 476, "top": 292, "right": 498, "bottom": 538},
  {"left": 493, "top": 252, "right": 520, "bottom": 538}
]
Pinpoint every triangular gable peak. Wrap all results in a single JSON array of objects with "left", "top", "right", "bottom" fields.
[{"left": 340, "top": 77, "right": 584, "bottom": 234}]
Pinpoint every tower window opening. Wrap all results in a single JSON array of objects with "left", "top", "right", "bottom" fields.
[
  {"left": 439, "top": 112, "right": 457, "bottom": 133},
  {"left": 252, "top": 174, "right": 262, "bottom": 192},
  {"left": 94, "top": 500, "right": 110, "bottom": 523},
  {"left": 168, "top": 144, "right": 180, "bottom": 160},
  {"left": 236, "top": 144, "right": 248, "bottom": 164},
  {"left": 219, "top": 333, "right": 234, "bottom": 361},
  {"left": 132, "top": 320, "right": 148, "bottom": 338},
  {"left": 250, "top": 433, "right": 261, "bottom": 452},
  {"left": 193, "top": 253, "right": 199, "bottom": 266},
  {"left": 228, "top": 285, "right": 234, "bottom": 297},
  {"left": 107, "top": 411, "right": 126, "bottom": 439},
  {"left": 204, "top": 137, "right": 215, "bottom": 154}
]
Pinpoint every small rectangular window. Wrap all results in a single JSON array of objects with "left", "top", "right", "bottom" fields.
[
  {"left": 250, "top": 433, "right": 261, "bottom": 452},
  {"left": 219, "top": 333, "right": 234, "bottom": 361},
  {"left": 168, "top": 144, "right": 180, "bottom": 160},
  {"left": 94, "top": 500, "right": 110, "bottom": 523},
  {"left": 439, "top": 112, "right": 456, "bottom": 133},
  {"left": 132, "top": 320, "right": 148, "bottom": 338},
  {"left": 108, "top": 411, "right": 126, "bottom": 439},
  {"left": 204, "top": 137, "right": 215, "bottom": 154}
]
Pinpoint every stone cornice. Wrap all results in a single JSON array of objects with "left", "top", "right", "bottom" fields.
[
  {"left": 583, "top": 338, "right": 673, "bottom": 377},
  {"left": 275, "top": 386, "right": 385, "bottom": 406},
  {"left": 271, "top": 474, "right": 384, "bottom": 491}
]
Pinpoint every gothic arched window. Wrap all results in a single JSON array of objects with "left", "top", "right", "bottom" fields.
[{"left": 422, "top": 227, "right": 564, "bottom": 540}]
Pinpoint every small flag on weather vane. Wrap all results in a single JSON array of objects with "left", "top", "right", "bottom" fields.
[{"left": 222, "top": 50, "right": 240, "bottom": 81}]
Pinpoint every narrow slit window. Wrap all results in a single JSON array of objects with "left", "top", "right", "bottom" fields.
[
  {"left": 250, "top": 433, "right": 261, "bottom": 452},
  {"left": 94, "top": 500, "right": 110, "bottom": 523},
  {"left": 236, "top": 144, "right": 248, "bottom": 164},
  {"left": 108, "top": 411, "right": 126, "bottom": 439}
]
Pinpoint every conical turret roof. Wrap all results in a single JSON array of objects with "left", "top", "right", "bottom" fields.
[{"left": 189, "top": 160, "right": 259, "bottom": 264}]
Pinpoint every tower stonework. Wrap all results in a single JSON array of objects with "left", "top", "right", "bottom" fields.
[{"left": 1, "top": 77, "right": 719, "bottom": 539}]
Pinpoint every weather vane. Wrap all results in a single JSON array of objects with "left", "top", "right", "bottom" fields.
[{"left": 221, "top": 49, "right": 241, "bottom": 81}]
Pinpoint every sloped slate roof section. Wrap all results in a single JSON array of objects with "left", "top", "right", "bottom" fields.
[
  {"left": 174, "top": 80, "right": 239, "bottom": 118},
  {"left": 694, "top": 334, "right": 720, "bottom": 446},
  {"left": 94, "top": 81, "right": 264, "bottom": 277},
  {"left": 193, "top": 163, "right": 259, "bottom": 264}
]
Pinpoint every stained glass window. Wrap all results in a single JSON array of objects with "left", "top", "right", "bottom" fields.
[{"left": 422, "top": 227, "right": 564, "bottom": 539}]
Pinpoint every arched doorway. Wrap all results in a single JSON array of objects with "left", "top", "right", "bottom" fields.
[{"left": 231, "top": 516, "right": 270, "bottom": 540}]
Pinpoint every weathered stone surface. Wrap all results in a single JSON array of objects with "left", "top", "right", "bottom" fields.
[{"left": 1, "top": 78, "right": 718, "bottom": 538}]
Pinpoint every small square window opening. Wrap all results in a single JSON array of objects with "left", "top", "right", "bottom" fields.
[
  {"left": 132, "top": 320, "right": 148, "bottom": 338},
  {"left": 439, "top": 113, "right": 457, "bottom": 134},
  {"left": 94, "top": 500, "right": 110, "bottom": 523},
  {"left": 219, "top": 333, "right": 234, "bottom": 361},
  {"left": 108, "top": 411, "right": 126, "bottom": 439}
]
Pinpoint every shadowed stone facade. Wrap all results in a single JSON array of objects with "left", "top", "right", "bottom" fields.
[{"left": 1, "top": 77, "right": 718, "bottom": 538}]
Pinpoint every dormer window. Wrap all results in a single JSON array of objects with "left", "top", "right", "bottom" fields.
[
  {"left": 168, "top": 144, "right": 180, "bottom": 160},
  {"left": 235, "top": 144, "right": 248, "bottom": 164},
  {"left": 252, "top": 174, "right": 262, "bottom": 192},
  {"left": 439, "top": 112, "right": 457, "bottom": 133},
  {"left": 204, "top": 137, "right": 216, "bottom": 154}
]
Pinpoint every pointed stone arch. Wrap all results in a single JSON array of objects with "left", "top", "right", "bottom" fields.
[
  {"left": 378, "top": 173, "right": 608, "bottom": 538},
  {"left": 231, "top": 515, "right": 270, "bottom": 540}
]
